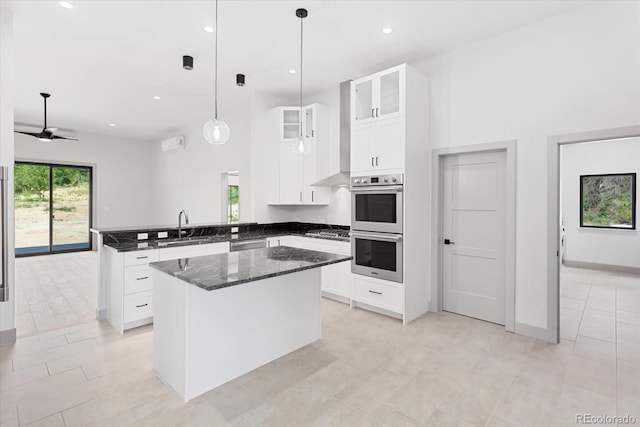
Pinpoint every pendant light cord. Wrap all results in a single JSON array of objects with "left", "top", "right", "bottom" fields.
[
  {"left": 299, "top": 11, "right": 303, "bottom": 137},
  {"left": 215, "top": 0, "right": 219, "bottom": 120}
]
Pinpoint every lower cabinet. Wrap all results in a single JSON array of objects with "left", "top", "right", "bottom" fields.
[
  {"left": 105, "top": 242, "right": 229, "bottom": 333},
  {"left": 275, "top": 236, "right": 352, "bottom": 303},
  {"left": 352, "top": 276, "right": 402, "bottom": 315}
]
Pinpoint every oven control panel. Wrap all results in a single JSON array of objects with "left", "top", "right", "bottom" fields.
[{"left": 351, "top": 173, "right": 403, "bottom": 187}]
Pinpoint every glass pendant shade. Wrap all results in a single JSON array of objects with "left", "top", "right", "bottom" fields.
[
  {"left": 203, "top": 118, "right": 230, "bottom": 145},
  {"left": 297, "top": 136, "right": 306, "bottom": 154},
  {"left": 295, "top": 134, "right": 313, "bottom": 155}
]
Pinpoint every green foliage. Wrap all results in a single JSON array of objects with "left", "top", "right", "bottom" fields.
[
  {"left": 14, "top": 164, "right": 89, "bottom": 200},
  {"left": 228, "top": 185, "right": 240, "bottom": 222},
  {"left": 582, "top": 175, "right": 634, "bottom": 227},
  {"left": 14, "top": 164, "right": 49, "bottom": 199}
]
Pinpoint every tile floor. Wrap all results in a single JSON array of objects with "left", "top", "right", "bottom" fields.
[
  {"left": 14, "top": 252, "right": 97, "bottom": 337},
  {"left": 1, "top": 263, "right": 638, "bottom": 426}
]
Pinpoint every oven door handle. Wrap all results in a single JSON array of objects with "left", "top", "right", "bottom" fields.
[
  {"left": 349, "top": 231, "right": 403, "bottom": 242},
  {"left": 350, "top": 185, "right": 403, "bottom": 193}
]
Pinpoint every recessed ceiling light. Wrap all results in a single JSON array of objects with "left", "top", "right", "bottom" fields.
[
  {"left": 153, "top": 96, "right": 161, "bottom": 100},
  {"left": 203, "top": 26, "right": 214, "bottom": 33},
  {"left": 59, "top": 1, "right": 73, "bottom": 9},
  {"left": 108, "top": 123, "right": 116, "bottom": 127},
  {"left": 288, "top": 69, "right": 297, "bottom": 74},
  {"left": 382, "top": 27, "right": 393, "bottom": 34}
]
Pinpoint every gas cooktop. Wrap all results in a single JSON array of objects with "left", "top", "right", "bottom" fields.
[{"left": 305, "top": 229, "right": 350, "bottom": 239}]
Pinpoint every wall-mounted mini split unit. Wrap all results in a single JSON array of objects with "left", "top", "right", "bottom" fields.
[{"left": 161, "top": 135, "right": 185, "bottom": 152}]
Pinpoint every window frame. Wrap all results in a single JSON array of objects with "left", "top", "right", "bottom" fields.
[{"left": 579, "top": 172, "right": 636, "bottom": 230}]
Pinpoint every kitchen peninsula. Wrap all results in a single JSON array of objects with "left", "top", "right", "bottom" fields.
[{"left": 149, "top": 246, "right": 351, "bottom": 402}]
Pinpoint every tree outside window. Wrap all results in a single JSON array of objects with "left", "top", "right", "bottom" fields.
[
  {"left": 227, "top": 184, "right": 239, "bottom": 223},
  {"left": 580, "top": 173, "right": 636, "bottom": 229}
]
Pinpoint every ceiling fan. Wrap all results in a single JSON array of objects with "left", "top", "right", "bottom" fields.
[{"left": 14, "top": 93, "right": 78, "bottom": 141}]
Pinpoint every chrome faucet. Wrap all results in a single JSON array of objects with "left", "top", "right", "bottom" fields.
[{"left": 178, "top": 210, "right": 189, "bottom": 238}]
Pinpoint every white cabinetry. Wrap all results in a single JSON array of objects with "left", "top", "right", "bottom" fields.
[
  {"left": 350, "top": 64, "right": 409, "bottom": 174},
  {"left": 105, "top": 242, "right": 229, "bottom": 333},
  {"left": 271, "top": 236, "right": 352, "bottom": 303},
  {"left": 350, "top": 63, "right": 431, "bottom": 324},
  {"left": 352, "top": 276, "right": 402, "bottom": 315},
  {"left": 352, "top": 65, "right": 404, "bottom": 125},
  {"left": 269, "top": 104, "right": 330, "bottom": 205}
]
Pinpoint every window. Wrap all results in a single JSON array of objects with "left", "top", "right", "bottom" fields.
[
  {"left": 580, "top": 173, "right": 636, "bottom": 229},
  {"left": 226, "top": 172, "right": 239, "bottom": 223},
  {"left": 15, "top": 162, "right": 93, "bottom": 256}
]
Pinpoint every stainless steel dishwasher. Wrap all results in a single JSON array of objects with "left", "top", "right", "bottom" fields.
[{"left": 229, "top": 239, "right": 267, "bottom": 252}]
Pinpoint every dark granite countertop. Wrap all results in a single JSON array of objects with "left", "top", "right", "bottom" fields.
[
  {"left": 103, "top": 235, "right": 233, "bottom": 252},
  {"left": 90, "top": 222, "right": 256, "bottom": 234},
  {"left": 149, "top": 246, "right": 352, "bottom": 291},
  {"left": 101, "top": 222, "right": 351, "bottom": 252},
  {"left": 103, "top": 231, "right": 350, "bottom": 252}
]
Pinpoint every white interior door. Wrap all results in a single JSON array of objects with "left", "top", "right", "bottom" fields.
[{"left": 443, "top": 151, "right": 506, "bottom": 324}]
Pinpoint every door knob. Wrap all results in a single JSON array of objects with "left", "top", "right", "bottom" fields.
[{"left": 444, "top": 239, "right": 455, "bottom": 245}]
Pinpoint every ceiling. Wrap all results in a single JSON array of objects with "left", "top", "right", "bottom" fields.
[{"left": 4, "top": 0, "right": 589, "bottom": 142}]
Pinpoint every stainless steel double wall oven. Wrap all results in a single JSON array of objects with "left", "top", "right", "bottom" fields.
[{"left": 350, "top": 174, "right": 403, "bottom": 283}]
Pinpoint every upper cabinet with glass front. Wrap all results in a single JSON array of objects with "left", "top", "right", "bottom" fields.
[
  {"left": 277, "top": 104, "right": 321, "bottom": 141},
  {"left": 352, "top": 64, "right": 405, "bottom": 125},
  {"left": 280, "top": 107, "right": 301, "bottom": 140}
]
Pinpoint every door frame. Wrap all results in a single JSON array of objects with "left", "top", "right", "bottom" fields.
[
  {"left": 430, "top": 140, "right": 516, "bottom": 333},
  {"left": 14, "top": 159, "right": 94, "bottom": 256},
  {"left": 547, "top": 125, "right": 640, "bottom": 343}
]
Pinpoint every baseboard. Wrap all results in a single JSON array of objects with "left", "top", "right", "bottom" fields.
[
  {"left": 515, "top": 321, "right": 556, "bottom": 343},
  {"left": 0, "top": 328, "right": 17, "bottom": 345},
  {"left": 96, "top": 308, "right": 107, "bottom": 321},
  {"left": 350, "top": 300, "right": 403, "bottom": 321},
  {"left": 564, "top": 260, "right": 640, "bottom": 275},
  {"left": 321, "top": 292, "right": 350, "bottom": 305}
]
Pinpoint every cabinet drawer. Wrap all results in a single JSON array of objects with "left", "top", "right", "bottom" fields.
[
  {"left": 123, "top": 291, "right": 153, "bottom": 322},
  {"left": 124, "top": 266, "right": 153, "bottom": 294},
  {"left": 124, "top": 250, "right": 158, "bottom": 266},
  {"left": 354, "top": 278, "right": 402, "bottom": 313}
]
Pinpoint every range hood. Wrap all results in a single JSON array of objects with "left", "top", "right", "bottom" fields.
[{"left": 311, "top": 80, "right": 351, "bottom": 187}]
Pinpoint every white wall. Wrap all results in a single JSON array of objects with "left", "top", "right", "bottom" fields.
[
  {"left": 0, "top": 7, "right": 16, "bottom": 338},
  {"left": 151, "top": 103, "right": 252, "bottom": 225},
  {"left": 14, "top": 132, "right": 156, "bottom": 229},
  {"left": 413, "top": 1, "right": 640, "bottom": 329},
  {"left": 562, "top": 138, "right": 640, "bottom": 269}
]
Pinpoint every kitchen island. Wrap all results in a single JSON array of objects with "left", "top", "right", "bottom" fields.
[{"left": 150, "top": 246, "right": 351, "bottom": 402}]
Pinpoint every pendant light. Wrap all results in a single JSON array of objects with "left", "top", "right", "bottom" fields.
[
  {"left": 203, "top": 0, "right": 230, "bottom": 145},
  {"left": 296, "top": 8, "right": 308, "bottom": 154}
]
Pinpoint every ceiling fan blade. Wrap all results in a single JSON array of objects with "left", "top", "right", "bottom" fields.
[
  {"left": 14, "top": 130, "right": 42, "bottom": 137},
  {"left": 51, "top": 134, "right": 79, "bottom": 141}
]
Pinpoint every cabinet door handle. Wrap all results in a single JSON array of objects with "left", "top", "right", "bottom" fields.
[
  {"left": 300, "top": 191, "right": 302, "bottom": 202},
  {"left": 136, "top": 276, "right": 149, "bottom": 281},
  {"left": 311, "top": 129, "right": 315, "bottom": 138},
  {"left": 375, "top": 107, "right": 379, "bottom": 117},
  {"left": 136, "top": 256, "right": 148, "bottom": 260},
  {"left": 371, "top": 108, "right": 375, "bottom": 118},
  {"left": 312, "top": 191, "right": 314, "bottom": 202},
  {"left": 371, "top": 157, "right": 374, "bottom": 166},
  {"left": 369, "top": 290, "right": 382, "bottom": 295},
  {"left": 376, "top": 157, "right": 379, "bottom": 166},
  {"left": 136, "top": 303, "right": 149, "bottom": 308}
]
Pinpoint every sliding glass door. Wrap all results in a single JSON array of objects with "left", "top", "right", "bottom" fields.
[{"left": 15, "top": 162, "right": 92, "bottom": 256}]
